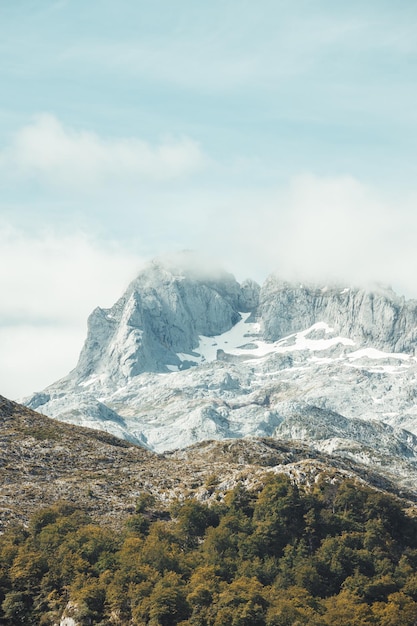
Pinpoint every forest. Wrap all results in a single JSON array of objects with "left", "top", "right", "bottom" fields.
[{"left": 2, "top": 474, "right": 417, "bottom": 625}]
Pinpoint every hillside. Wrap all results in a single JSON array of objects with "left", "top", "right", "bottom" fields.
[
  {"left": 5, "top": 395, "right": 417, "bottom": 624},
  {"left": 1, "top": 395, "right": 416, "bottom": 535}
]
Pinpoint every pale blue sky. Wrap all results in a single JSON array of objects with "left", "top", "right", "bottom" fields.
[{"left": 1, "top": 0, "right": 417, "bottom": 397}]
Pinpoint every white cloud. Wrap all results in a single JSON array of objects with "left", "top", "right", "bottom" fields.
[
  {"left": 0, "top": 114, "right": 206, "bottom": 188},
  {"left": 197, "top": 174, "right": 417, "bottom": 298},
  {"left": 0, "top": 225, "right": 142, "bottom": 323},
  {"left": 277, "top": 173, "right": 393, "bottom": 283},
  {"left": 0, "top": 325, "right": 84, "bottom": 401},
  {"left": 0, "top": 225, "right": 143, "bottom": 398}
]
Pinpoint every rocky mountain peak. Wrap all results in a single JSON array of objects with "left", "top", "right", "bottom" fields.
[
  {"left": 72, "top": 256, "right": 417, "bottom": 393},
  {"left": 72, "top": 253, "right": 260, "bottom": 388}
]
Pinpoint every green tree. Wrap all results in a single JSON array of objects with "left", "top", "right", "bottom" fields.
[
  {"left": 213, "top": 577, "right": 268, "bottom": 626},
  {"left": 252, "top": 475, "right": 304, "bottom": 559},
  {"left": 147, "top": 571, "right": 189, "bottom": 626},
  {"left": 169, "top": 499, "right": 219, "bottom": 552}
]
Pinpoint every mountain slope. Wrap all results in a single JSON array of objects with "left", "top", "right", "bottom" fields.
[{"left": 3, "top": 395, "right": 416, "bottom": 533}]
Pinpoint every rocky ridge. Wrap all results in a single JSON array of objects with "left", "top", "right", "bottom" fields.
[{"left": 260, "top": 277, "right": 417, "bottom": 353}]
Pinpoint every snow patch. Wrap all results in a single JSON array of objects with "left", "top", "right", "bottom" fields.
[
  {"left": 79, "top": 376, "right": 99, "bottom": 388},
  {"left": 177, "top": 320, "right": 354, "bottom": 368},
  {"left": 348, "top": 348, "right": 410, "bottom": 361},
  {"left": 178, "top": 313, "right": 258, "bottom": 364}
]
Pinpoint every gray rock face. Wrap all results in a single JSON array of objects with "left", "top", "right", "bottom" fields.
[
  {"left": 238, "top": 279, "right": 260, "bottom": 312},
  {"left": 275, "top": 404, "right": 417, "bottom": 460},
  {"left": 73, "top": 254, "right": 259, "bottom": 386},
  {"left": 259, "top": 277, "right": 417, "bottom": 353}
]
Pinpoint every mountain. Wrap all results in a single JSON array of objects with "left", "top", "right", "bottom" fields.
[{"left": 23, "top": 252, "right": 417, "bottom": 491}]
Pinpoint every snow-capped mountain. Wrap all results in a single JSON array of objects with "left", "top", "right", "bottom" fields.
[{"left": 24, "top": 252, "right": 417, "bottom": 489}]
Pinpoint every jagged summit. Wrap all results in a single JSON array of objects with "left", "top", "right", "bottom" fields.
[
  {"left": 259, "top": 275, "right": 417, "bottom": 353},
  {"left": 70, "top": 253, "right": 260, "bottom": 389},
  {"left": 23, "top": 254, "right": 417, "bottom": 490},
  {"left": 58, "top": 254, "right": 417, "bottom": 394}
]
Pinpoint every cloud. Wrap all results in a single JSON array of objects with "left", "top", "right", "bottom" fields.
[
  {"left": 198, "top": 174, "right": 417, "bottom": 298},
  {"left": 274, "top": 174, "right": 396, "bottom": 285},
  {"left": 0, "top": 325, "right": 84, "bottom": 401},
  {"left": 0, "top": 114, "right": 206, "bottom": 188},
  {"left": 0, "top": 225, "right": 143, "bottom": 398},
  {"left": 0, "top": 225, "right": 143, "bottom": 324}
]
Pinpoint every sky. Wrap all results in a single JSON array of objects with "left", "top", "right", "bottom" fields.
[{"left": 1, "top": 0, "right": 417, "bottom": 398}]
